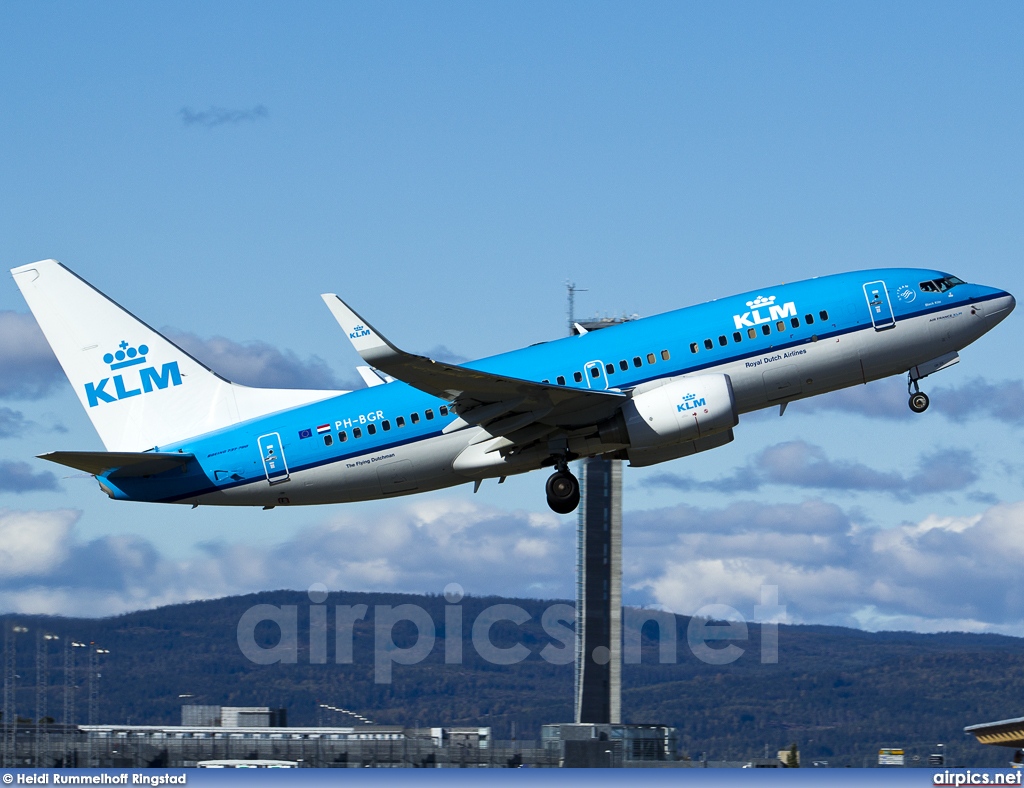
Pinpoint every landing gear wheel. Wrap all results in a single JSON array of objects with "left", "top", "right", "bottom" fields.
[
  {"left": 909, "top": 392, "right": 930, "bottom": 413},
  {"left": 545, "top": 470, "right": 580, "bottom": 514}
]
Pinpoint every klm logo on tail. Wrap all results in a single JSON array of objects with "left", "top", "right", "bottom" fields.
[
  {"left": 733, "top": 295, "right": 797, "bottom": 330},
  {"left": 84, "top": 341, "right": 182, "bottom": 408}
]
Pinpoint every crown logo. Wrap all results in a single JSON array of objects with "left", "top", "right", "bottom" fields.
[
  {"left": 682, "top": 392, "right": 697, "bottom": 401},
  {"left": 103, "top": 340, "right": 149, "bottom": 371},
  {"left": 746, "top": 295, "right": 776, "bottom": 309}
]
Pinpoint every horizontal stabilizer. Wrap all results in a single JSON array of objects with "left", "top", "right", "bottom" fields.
[{"left": 39, "top": 450, "right": 193, "bottom": 477}]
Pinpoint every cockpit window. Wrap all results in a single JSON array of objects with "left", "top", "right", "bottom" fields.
[{"left": 920, "top": 276, "right": 965, "bottom": 293}]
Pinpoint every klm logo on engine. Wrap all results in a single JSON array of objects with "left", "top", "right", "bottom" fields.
[
  {"left": 84, "top": 341, "right": 182, "bottom": 408},
  {"left": 677, "top": 392, "right": 706, "bottom": 412},
  {"left": 733, "top": 295, "right": 797, "bottom": 330},
  {"left": 349, "top": 324, "right": 371, "bottom": 340}
]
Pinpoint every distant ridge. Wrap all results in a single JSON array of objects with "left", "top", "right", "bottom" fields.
[{"left": 3, "top": 589, "right": 1022, "bottom": 768}]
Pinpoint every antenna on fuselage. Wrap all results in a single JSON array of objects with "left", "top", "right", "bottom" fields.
[{"left": 566, "top": 281, "right": 588, "bottom": 337}]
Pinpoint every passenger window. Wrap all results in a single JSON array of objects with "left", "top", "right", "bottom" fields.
[
  {"left": 805, "top": 314, "right": 814, "bottom": 325},
  {"left": 367, "top": 423, "right": 377, "bottom": 435},
  {"left": 690, "top": 343, "right": 699, "bottom": 354},
  {"left": 761, "top": 325, "right": 771, "bottom": 336},
  {"left": 776, "top": 321, "right": 785, "bottom": 331},
  {"left": 396, "top": 416, "right": 405, "bottom": 428},
  {"left": 411, "top": 413, "right": 420, "bottom": 424},
  {"left": 733, "top": 332, "right": 742, "bottom": 343},
  {"left": 619, "top": 360, "right": 628, "bottom": 371},
  {"left": 324, "top": 434, "right": 333, "bottom": 447},
  {"left": 425, "top": 409, "right": 434, "bottom": 420},
  {"left": 791, "top": 317, "right": 800, "bottom": 328},
  {"left": 353, "top": 427, "right": 362, "bottom": 439},
  {"left": 703, "top": 339, "right": 713, "bottom": 350},
  {"left": 605, "top": 363, "right": 615, "bottom": 375},
  {"left": 590, "top": 366, "right": 601, "bottom": 378},
  {"left": 661, "top": 349, "right": 670, "bottom": 361},
  {"left": 557, "top": 375, "right": 566, "bottom": 385},
  {"left": 717, "top": 336, "right": 727, "bottom": 347},
  {"left": 633, "top": 357, "right": 642, "bottom": 367},
  {"left": 439, "top": 406, "right": 448, "bottom": 416},
  {"left": 542, "top": 379, "right": 549, "bottom": 384},
  {"left": 339, "top": 430, "right": 348, "bottom": 442},
  {"left": 573, "top": 371, "right": 583, "bottom": 382},
  {"left": 747, "top": 328, "right": 757, "bottom": 339},
  {"left": 647, "top": 353, "right": 656, "bottom": 364},
  {"left": 382, "top": 420, "right": 391, "bottom": 431},
  {"left": 819, "top": 310, "right": 829, "bottom": 321}
]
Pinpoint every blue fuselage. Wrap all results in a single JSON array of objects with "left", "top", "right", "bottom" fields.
[{"left": 100, "top": 268, "right": 1013, "bottom": 507}]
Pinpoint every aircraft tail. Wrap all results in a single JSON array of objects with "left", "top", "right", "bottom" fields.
[{"left": 11, "top": 260, "right": 340, "bottom": 452}]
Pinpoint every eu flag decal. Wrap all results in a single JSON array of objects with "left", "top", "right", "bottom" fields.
[{"left": 298, "top": 428, "right": 313, "bottom": 439}]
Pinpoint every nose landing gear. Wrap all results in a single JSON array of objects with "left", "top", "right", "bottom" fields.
[
  {"left": 908, "top": 374, "right": 930, "bottom": 413},
  {"left": 545, "top": 460, "right": 580, "bottom": 514}
]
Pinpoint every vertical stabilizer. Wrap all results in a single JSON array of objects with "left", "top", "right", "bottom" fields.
[{"left": 11, "top": 260, "right": 339, "bottom": 451}]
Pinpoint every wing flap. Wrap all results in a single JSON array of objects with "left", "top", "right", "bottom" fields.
[{"left": 39, "top": 450, "right": 194, "bottom": 477}]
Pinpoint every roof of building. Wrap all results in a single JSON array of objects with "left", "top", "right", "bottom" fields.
[{"left": 965, "top": 717, "right": 1024, "bottom": 748}]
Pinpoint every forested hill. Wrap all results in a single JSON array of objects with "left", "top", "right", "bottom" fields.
[{"left": 3, "top": 590, "right": 1022, "bottom": 768}]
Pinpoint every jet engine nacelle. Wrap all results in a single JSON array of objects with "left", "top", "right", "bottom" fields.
[
  {"left": 604, "top": 373, "right": 737, "bottom": 452},
  {"left": 625, "top": 428, "right": 735, "bottom": 467}
]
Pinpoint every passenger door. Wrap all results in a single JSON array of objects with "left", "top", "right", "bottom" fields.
[
  {"left": 863, "top": 281, "right": 895, "bottom": 330},
  {"left": 257, "top": 433, "right": 290, "bottom": 484}
]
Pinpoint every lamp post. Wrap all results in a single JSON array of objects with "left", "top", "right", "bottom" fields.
[
  {"left": 36, "top": 633, "right": 59, "bottom": 766},
  {"left": 63, "top": 641, "right": 86, "bottom": 768},
  {"left": 85, "top": 644, "right": 109, "bottom": 767},
  {"left": 4, "top": 625, "right": 28, "bottom": 767}
]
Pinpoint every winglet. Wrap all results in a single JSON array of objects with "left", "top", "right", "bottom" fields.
[{"left": 321, "top": 294, "right": 406, "bottom": 366}]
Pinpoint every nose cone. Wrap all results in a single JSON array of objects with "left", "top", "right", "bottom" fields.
[{"left": 985, "top": 290, "right": 1016, "bottom": 325}]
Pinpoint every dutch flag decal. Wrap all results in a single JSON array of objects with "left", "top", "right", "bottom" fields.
[{"left": 316, "top": 424, "right": 331, "bottom": 434}]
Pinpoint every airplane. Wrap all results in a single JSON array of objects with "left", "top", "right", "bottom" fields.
[{"left": 10, "top": 260, "right": 1014, "bottom": 514}]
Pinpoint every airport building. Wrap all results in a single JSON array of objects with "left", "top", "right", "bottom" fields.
[
  {"left": 542, "top": 723, "right": 677, "bottom": 768},
  {"left": 0, "top": 702, "right": 697, "bottom": 768},
  {"left": 2, "top": 720, "right": 540, "bottom": 768},
  {"left": 965, "top": 717, "right": 1024, "bottom": 768}
]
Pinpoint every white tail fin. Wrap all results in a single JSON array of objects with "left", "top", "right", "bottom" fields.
[{"left": 11, "top": 260, "right": 341, "bottom": 452}]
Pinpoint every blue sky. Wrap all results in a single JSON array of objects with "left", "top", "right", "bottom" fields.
[{"left": 1, "top": 2, "right": 1023, "bottom": 633}]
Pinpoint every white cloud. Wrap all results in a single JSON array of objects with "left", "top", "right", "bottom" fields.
[
  {"left": 644, "top": 440, "right": 980, "bottom": 499},
  {"left": 0, "top": 499, "right": 572, "bottom": 617},
  {"left": 0, "top": 312, "right": 64, "bottom": 399},
  {"left": 165, "top": 330, "right": 357, "bottom": 390},
  {"left": 0, "top": 461, "right": 61, "bottom": 493},
  {"left": 3, "top": 496, "right": 1024, "bottom": 637},
  {"left": 626, "top": 499, "right": 1024, "bottom": 635},
  {"left": 0, "top": 509, "right": 77, "bottom": 577}
]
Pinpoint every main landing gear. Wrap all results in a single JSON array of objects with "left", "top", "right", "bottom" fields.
[
  {"left": 546, "top": 460, "right": 580, "bottom": 514},
  {"left": 908, "top": 373, "right": 930, "bottom": 414}
]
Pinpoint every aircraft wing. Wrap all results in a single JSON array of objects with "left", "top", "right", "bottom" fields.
[
  {"left": 40, "top": 450, "right": 194, "bottom": 478},
  {"left": 321, "top": 294, "right": 626, "bottom": 432}
]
